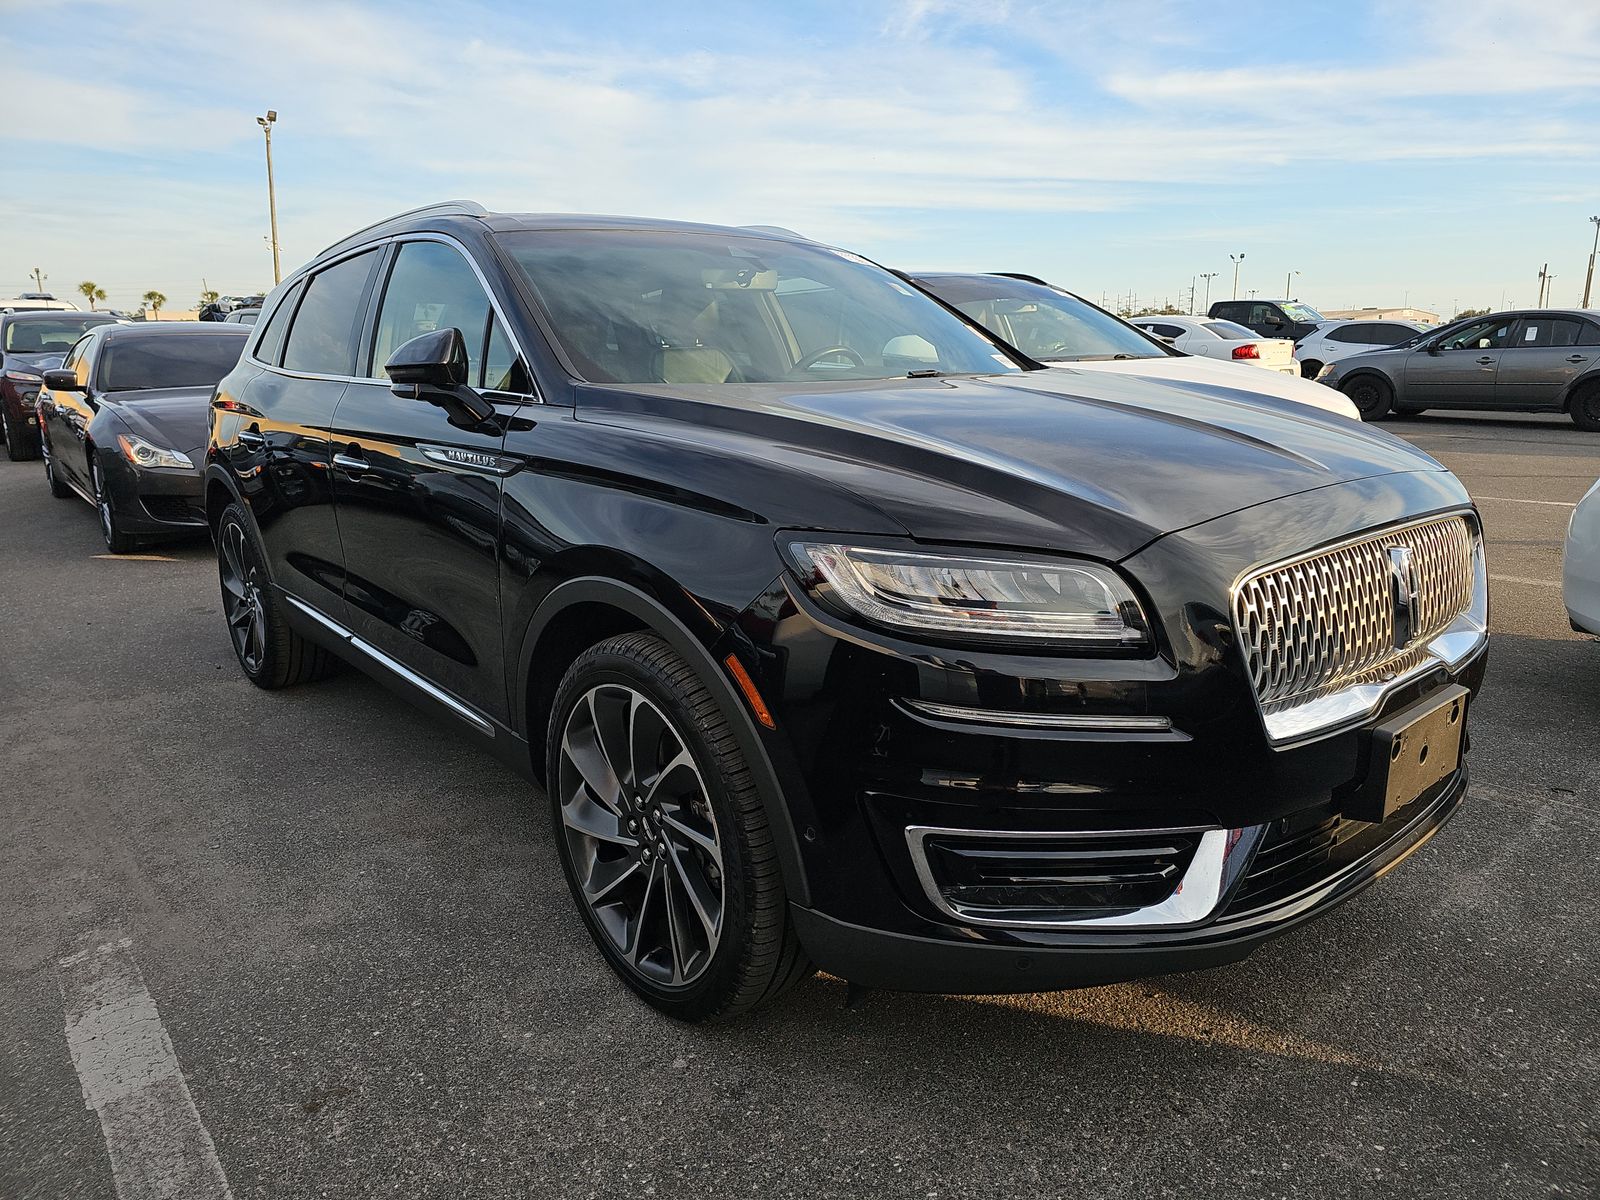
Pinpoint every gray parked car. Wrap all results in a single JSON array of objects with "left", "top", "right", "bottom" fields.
[{"left": 1318, "top": 309, "right": 1600, "bottom": 428}]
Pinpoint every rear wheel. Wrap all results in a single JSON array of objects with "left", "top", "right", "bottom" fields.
[
  {"left": 547, "top": 632, "right": 811, "bottom": 1021},
  {"left": 1570, "top": 384, "right": 1600, "bottom": 432},
  {"left": 1299, "top": 359, "right": 1323, "bottom": 379},
  {"left": 216, "top": 501, "right": 338, "bottom": 688},
  {"left": 91, "top": 453, "right": 137, "bottom": 554},
  {"left": 1341, "top": 374, "right": 1394, "bottom": 420},
  {"left": 41, "top": 434, "right": 71, "bottom": 498}
]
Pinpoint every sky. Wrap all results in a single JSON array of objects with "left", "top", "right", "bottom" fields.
[{"left": 2, "top": 0, "right": 1598, "bottom": 318}]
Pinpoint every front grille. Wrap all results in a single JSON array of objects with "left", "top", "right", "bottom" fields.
[
  {"left": 1232, "top": 515, "right": 1475, "bottom": 718},
  {"left": 916, "top": 830, "right": 1200, "bottom": 923}
]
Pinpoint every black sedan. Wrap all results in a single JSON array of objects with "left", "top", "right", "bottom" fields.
[
  {"left": 0, "top": 310, "right": 124, "bottom": 460},
  {"left": 37, "top": 321, "right": 248, "bottom": 552},
  {"left": 1318, "top": 308, "right": 1600, "bottom": 427}
]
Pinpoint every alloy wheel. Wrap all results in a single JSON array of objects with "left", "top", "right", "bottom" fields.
[
  {"left": 557, "top": 683, "right": 725, "bottom": 988},
  {"left": 219, "top": 520, "right": 268, "bottom": 673},
  {"left": 93, "top": 461, "right": 115, "bottom": 546}
]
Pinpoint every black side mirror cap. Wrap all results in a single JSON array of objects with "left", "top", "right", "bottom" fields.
[
  {"left": 42, "top": 369, "right": 82, "bottom": 391},
  {"left": 384, "top": 328, "right": 495, "bottom": 424}
]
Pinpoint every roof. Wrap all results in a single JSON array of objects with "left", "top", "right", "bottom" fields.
[
  {"left": 97, "top": 320, "right": 250, "bottom": 338},
  {"left": 0, "top": 310, "right": 120, "bottom": 324}
]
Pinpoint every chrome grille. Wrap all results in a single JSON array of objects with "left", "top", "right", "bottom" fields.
[{"left": 1233, "top": 515, "right": 1476, "bottom": 715}]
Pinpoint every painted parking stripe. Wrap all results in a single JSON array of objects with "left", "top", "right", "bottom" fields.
[
  {"left": 57, "top": 933, "right": 234, "bottom": 1200},
  {"left": 1489, "top": 574, "right": 1563, "bottom": 588},
  {"left": 1474, "top": 496, "right": 1578, "bottom": 509}
]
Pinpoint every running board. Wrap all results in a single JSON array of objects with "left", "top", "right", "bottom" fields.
[{"left": 281, "top": 594, "right": 495, "bottom": 738}]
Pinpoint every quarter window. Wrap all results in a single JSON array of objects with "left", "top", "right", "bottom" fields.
[
  {"left": 281, "top": 250, "right": 381, "bottom": 376},
  {"left": 482, "top": 317, "right": 531, "bottom": 393},
  {"left": 371, "top": 241, "right": 496, "bottom": 385},
  {"left": 252, "top": 280, "right": 302, "bottom": 366}
]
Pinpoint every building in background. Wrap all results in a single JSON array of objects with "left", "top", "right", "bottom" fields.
[{"left": 1321, "top": 305, "right": 1440, "bottom": 326}]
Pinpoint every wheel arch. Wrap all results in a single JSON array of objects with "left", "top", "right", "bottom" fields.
[
  {"left": 1561, "top": 372, "right": 1600, "bottom": 411},
  {"left": 515, "top": 575, "right": 811, "bottom": 905},
  {"left": 204, "top": 463, "right": 244, "bottom": 542}
]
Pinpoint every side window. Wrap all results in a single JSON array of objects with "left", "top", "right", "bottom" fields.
[
  {"left": 1368, "top": 323, "right": 1412, "bottom": 345},
  {"left": 1578, "top": 321, "right": 1600, "bottom": 347},
  {"left": 60, "top": 336, "right": 93, "bottom": 386},
  {"left": 1212, "top": 302, "right": 1244, "bottom": 320},
  {"left": 1518, "top": 317, "right": 1585, "bottom": 349},
  {"left": 1325, "top": 325, "right": 1364, "bottom": 343},
  {"left": 282, "top": 250, "right": 380, "bottom": 376},
  {"left": 252, "top": 280, "right": 303, "bottom": 366},
  {"left": 1248, "top": 303, "right": 1280, "bottom": 327},
  {"left": 371, "top": 241, "right": 493, "bottom": 383},
  {"left": 1149, "top": 323, "right": 1185, "bottom": 339},
  {"left": 1439, "top": 318, "right": 1515, "bottom": 351}
]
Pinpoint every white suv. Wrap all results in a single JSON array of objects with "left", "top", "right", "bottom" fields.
[{"left": 1296, "top": 319, "right": 1425, "bottom": 380}]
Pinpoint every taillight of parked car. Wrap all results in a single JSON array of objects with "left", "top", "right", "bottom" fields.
[{"left": 1232, "top": 344, "right": 1260, "bottom": 360}]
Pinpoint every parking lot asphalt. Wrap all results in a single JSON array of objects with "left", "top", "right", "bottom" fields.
[{"left": 2, "top": 411, "right": 1597, "bottom": 1200}]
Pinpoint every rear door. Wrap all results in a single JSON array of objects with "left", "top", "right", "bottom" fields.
[
  {"left": 328, "top": 236, "right": 537, "bottom": 727},
  {"left": 1404, "top": 315, "right": 1517, "bottom": 406},
  {"left": 1493, "top": 316, "right": 1600, "bottom": 408}
]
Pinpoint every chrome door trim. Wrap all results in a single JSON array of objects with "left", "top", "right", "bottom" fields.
[{"left": 283, "top": 594, "right": 495, "bottom": 737}]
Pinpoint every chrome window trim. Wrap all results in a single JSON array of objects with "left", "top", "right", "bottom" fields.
[
  {"left": 1228, "top": 508, "right": 1487, "bottom": 748},
  {"left": 244, "top": 231, "right": 543, "bottom": 403},
  {"left": 905, "top": 823, "right": 1263, "bottom": 931},
  {"left": 283, "top": 594, "right": 495, "bottom": 737}
]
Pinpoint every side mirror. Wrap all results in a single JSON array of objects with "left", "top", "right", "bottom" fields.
[
  {"left": 384, "top": 328, "right": 495, "bottom": 424},
  {"left": 42, "top": 369, "right": 82, "bottom": 391}
]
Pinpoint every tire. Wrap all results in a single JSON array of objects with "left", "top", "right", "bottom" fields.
[
  {"left": 547, "top": 632, "right": 811, "bottom": 1021},
  {"left": 1299, "top": 359, "right": 1323, "bottom": 380},
  {"left": 3, "top": 408, "right": 40, "bottom": 461},
  {"left": 90, "top": 452, "right": 138, "bottom": 554},
  {"left": 216, "top": 501, "right": 338, "bottom": 688},
  {"left": 1341, "top": 374, "right": 1394, "bottom": 420},
  {"left": 1570, "top": 384, "right": 1600, "bottom": 432},
  {"left": 41, "top": 434, "right": 71, "bottom": 498}
]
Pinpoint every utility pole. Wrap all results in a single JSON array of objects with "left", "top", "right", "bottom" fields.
[
  {"left": 1583, "top": 216, "right": 1599, "bottom": 308},
  {"left": 1230, "top": 253, "right": 1245, "bottom": 300},
  {"left": 1285, "top": 269, "right": 1299, "bottom": 298},
  {"left": 1189, "top": 275, "right": 1196, "bottom": 315},
  {"left": 30, "top": 267, "right": 45, "bottom": 294},
  {"left": 257, "top": 110, "right": 282, "bottom": 285},
  {"left": 1537, "top": 263, "right": 1552, "bottom": 307},
  {"left": 1200, "top": 271, "right": 1218, "bottom": 313}
]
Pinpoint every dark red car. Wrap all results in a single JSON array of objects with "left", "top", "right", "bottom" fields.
[{"left": 1, "top": 310, "right": 123, "bottom": 460}]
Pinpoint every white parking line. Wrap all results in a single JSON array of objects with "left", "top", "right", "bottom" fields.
[
  {"left": 57, "top": 933, "right": 234, "bottom": 1200},
  {"left": 1474, "top": 496, "right": 1577, "bottom": 509},
  {"left": 1489, "top": 574, "right": 1563, "bottom": 589}
]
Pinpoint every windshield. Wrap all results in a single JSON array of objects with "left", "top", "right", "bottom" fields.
[
  {"left": 1281, "top": 302, "right": 1324, "bottom": 323},
  {"left": 497, "top": 230, "right": 1026, "bottom": 385},
  {"left": 4, "top": 316, "right": 113, "bottom": 353},
  {"left": 914, "top": 275, "right": 1168, "bottom": 362},
  {"left": 97, "top": 332, "right": 248, "bottom": 392}
]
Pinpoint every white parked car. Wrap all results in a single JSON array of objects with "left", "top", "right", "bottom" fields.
[
  {"left": 1293, "top": 318, "right": 1427, "bottom": 380},
  {"left": 1130, "top": 315, "right": 1298, "bottom": 376},
  {"left": 912, "top": 273, "right": 1358, "bottom": 419},
  {"left": 1564, "top": 475, "right": 1600, "bottom": 635}
]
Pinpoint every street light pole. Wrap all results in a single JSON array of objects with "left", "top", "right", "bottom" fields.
[
  {"left": 257, "top": 110, "right": 281, "bottom": 286},
  {"left": 1200, "top": 271, "right": 1218, "bottom": 313},
  {"left": 1230, "top": 253, "right": 1245, "bottom": 300},
  {"left": 1584, "top": 216, "right": 1600, "bottom": 309},
  {"left": 1285, "top": 269, "right": 1299, "bottom": 298},
  {"left": 30, "top": 267, "right": 45, "bottom": 294}
]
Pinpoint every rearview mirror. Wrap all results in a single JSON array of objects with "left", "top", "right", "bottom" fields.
[
  {"left": 42, "top": 369, "right": 82, "bottom": 391},
  {"left": 385, "top": 328, "right": 495, "bottom": 424}
]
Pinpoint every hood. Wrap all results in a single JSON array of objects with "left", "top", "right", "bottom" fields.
[
  {"left": 1, "top": 350, "right": 67, "bottom": 375},
  {"left": 103, "top": 387, "right": 214, "bottom": 456},
  {"left": 1051, "top": 354, "right": 1360, "bottom": 418},
  {"left": 578, "top": 369, "right": 1450, "bottom": 561}
]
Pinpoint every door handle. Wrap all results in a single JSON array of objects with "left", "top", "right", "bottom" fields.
[
  {"left": 1476, "top": 356, "right": 1495, "bottom": 364},
  {"left": 237, "top": 427, "right": 266, "bottom": 449},
  {"left": 1568, "top": 354, "right": 1589, "bottom": 363},
  {"left": 332, "top": 451, "right": 370, "bottom": 474}
]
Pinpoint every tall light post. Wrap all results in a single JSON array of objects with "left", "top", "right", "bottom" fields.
[
  {"left": 1200, "top": 271, "right": 1219, "bottom": 313},
  {"left": 1285, "top": 268, "right": 1299, "bottom": 298},
  {"left": 1229, "top": 253, "right": 1245, "bottom": 299},
  {"left": 30, "top": 267, "right": 46, "bottom": 294},
  {"left": 257, "top": 110, "right": 281, "bottom": 285},
  {"left": 1583, "top": 215, "right": 1600, "bottom": 309}
]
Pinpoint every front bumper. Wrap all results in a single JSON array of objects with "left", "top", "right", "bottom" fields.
[{"left": 102, "top": 452, "right": 206, "bottom": 535}]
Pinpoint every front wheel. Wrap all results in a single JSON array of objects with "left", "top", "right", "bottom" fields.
[
  {"left": 3, "top": 409, "right": 40, "bottom": 461},
  {"left": 1341, "top": 374, "right": 1394, "bottom": 420},
  {"left": 547, "top": 632, "right": 811, "bottom": 1021},
  {"left": 41, "top": 434, "right": 71, "bottom": 498},
  {"left": 91, "top": 453, "right": 137, "bottom": 554}
]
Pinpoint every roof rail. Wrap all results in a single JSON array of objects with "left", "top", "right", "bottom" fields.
[{"left": 317, "top": 200, "right": 489, "bottom": 258}]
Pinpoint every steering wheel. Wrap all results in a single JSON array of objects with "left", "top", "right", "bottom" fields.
[{"left": 792, "top": 345, "right": 867, "bottom": 373}]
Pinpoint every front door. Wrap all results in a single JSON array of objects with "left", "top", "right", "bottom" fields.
[
  {"left": 328, "top": 238, "right": 536, "bottom": 727},
  {"left": 41, "top": 334, "right": 98, "bottom": 499},
  {"left": 1493, "top": 315, "right": 1600, "bottom": 408},
  {"left": 1405, "top": 315, "right": 1517, "bottom": 406}
]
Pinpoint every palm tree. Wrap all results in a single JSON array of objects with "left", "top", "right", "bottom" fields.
[
  {"left": 142, "top": 291, "right": 166, "bottom": 321},
  {"left": 198, "top": 288, "right": 219, "bottom": 309},
  {"left": 78, "top": 280, "right": 100, "bottom": 310},
  {"left": 94, "top": 287, "right": 107, "bottom": 308}
]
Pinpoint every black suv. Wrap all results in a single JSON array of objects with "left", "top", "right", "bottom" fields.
[
  {"left": 206, "top": 202, "right": 1488, "bottom": 1021},
  {"left": 1209, "top": 298, "right": 1326, "bottom": 344}
]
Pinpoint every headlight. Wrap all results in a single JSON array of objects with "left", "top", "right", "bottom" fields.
[
  {"left": 3, "top": 369, "right": 43, "bottom": 383},
  {"left": 1315, "top": 363, "right": 1336, "bottom": 381},
  {"left": 787, "top": 541, "right": 1150, "bottom": 648},
  {"left": 117, "top": 433, "right": 193, "bottom": 470}
]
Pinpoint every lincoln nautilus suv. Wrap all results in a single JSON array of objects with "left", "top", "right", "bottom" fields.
[{"left": 205, "top": 202, "right": 1489, "bottom": 1021}]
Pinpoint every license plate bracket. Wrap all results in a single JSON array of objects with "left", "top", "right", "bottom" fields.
[{"left": 1340, "top": 684, "right": 1469, "bottom": 823}]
